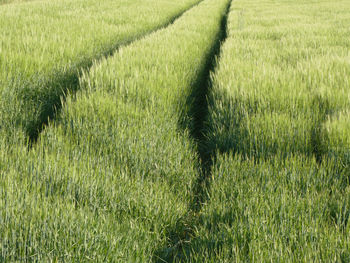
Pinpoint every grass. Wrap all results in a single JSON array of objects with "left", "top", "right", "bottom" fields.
[
  {"left": 180, "top": 0, "right": 350, "bottom": 261},
  {"left": 0, "top": 0, "right": 230, "bottom": 260},
  {"left": 205, "top": 0, "right": 350, "bottom": 161},
  {"left": 1, "top": 0, "right": 350, "bottom": 261},
  {"left": 0, "top": 0, "right": 30, "bottom": 4},
  {"left": 0, "top": 0, "right": 201, "bottom": 140},
  {"left": 185, "top": 156, "right": 350, "bottom": 262}
]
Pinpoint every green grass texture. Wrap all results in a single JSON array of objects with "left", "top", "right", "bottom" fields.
[{"left": 0, "top": 0, "right": 230, "bottom": 260}]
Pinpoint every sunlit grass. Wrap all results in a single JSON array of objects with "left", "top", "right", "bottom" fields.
[
  {"left": 182, "top": 0, "right": 350, "bottom": 261},
  {"left": 0, "top": 0, "right": 201, "bottom": 139},
  {"left": 186, "top": 155, "right": 350, "bottom": 262},
  {"left": 1, "top": 0, "right": 349, "bottom": 260},
  {"left": 0, "top": 0, "right": 230, "bottom": 260},
  {"left": 206, "top": 0, "right": 350, "bottom": 160}
]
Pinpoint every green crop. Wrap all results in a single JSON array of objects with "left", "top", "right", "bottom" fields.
[
  {"left": 0, "top": 0, "right": 230, "bottom": 260},
  {"left": 0, "top": 0, "right": 201, "bottom": 140},
  {"left": 186, "top": 156, "right": 350, "bottom": 262},
  {"left": 0, "top": 0, "right": 29, "bottom": 4},
  {"left": 1, "top": 0, "right": 349, "bottom": 261},
  {"left": 182, "top": 0, "right": 350, "bottom": 261},
  {"left": 205, "top": 0, "right": 350, "bottom": 161}
]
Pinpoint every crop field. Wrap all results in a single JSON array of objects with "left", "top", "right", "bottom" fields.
[
  {"left": 0, "top": 0, "right": 349, "bottom": 262},
  {"left": 0, "top": 0, "right": 201, "bottom": 140}
]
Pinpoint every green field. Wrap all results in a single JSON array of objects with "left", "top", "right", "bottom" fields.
[
  {"left": 0, "top": 0, "right": 201, "bottom": 140},
  {"left": 1, "top": 0, "right": 350, "bottom": 261}
]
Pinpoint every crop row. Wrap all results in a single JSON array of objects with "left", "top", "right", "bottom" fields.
[
  {"left": 0, "top": 0, "right": 201, "bottom": 140},
  {"left": 182, "top": 0, "right": 350, "bottom": 261},
  {"left": 0, "top": 0, "right": 230, "bottom": 261}
]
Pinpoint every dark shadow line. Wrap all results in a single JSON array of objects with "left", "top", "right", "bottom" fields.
[
  {"left": 187, "top": 0, "right": 231, "bottom": 213},
  {"left": 153, "top": 0, "right": 232, "bottom": 261}
]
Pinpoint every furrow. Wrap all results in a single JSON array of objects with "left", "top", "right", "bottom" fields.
[{"left": 153, "top": 0, "right": 232, "bottom": 261}]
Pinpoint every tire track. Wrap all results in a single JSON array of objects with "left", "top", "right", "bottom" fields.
[{"left": 153, "top": 0, "right": 232, "bottom": 261}]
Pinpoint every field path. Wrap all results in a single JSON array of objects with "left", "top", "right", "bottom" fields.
[{"left": 153, "top": 0, "right": 232, "bottom": 260}]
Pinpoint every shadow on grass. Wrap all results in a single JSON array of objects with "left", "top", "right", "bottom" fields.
[{"left": 153, "top": 0, "right": 232, "bottom": 261}]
